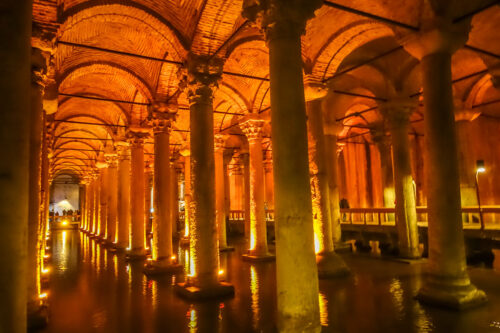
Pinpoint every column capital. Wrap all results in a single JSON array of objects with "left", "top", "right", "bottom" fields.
[
  {"left": 304, "top": 76, "right": 327, "bottom": 102},
  {"left": 104, "top": 153, "right": 119, "bottom": 167},
  {"left": 370, "top": 126, "right": 390, "bottom": 147},
  {"left": 242, "top": 0, "right": 322, "bottom": 41},
  {"left": 454, "top": 108, "right": 481, "bottom": 122},
  {"left": 214, "top": 134, "right": 228, "bottom": 150},
  {"left": 126, "top": 127, "right": 150, "bottom": 146},
  {"left": 240, "top": 115, "right": 265, "bottom": 142},
  {"left": 324, "top": 122, "right": 343, "bottom": 136},
  {"left": 402, "top": 18, "right": 470, "bottom": 60},
  {"left": 378, "top": 98, "right": 416, "bottom": 127},
  {"left": 115, "top": 141, "right": 131, "bottom": 159},
  {"left": 178, "top": 53, "right": 224, "bottom": 106},
  {"left": 95, "top": 160, "right": 108, "bottom": 169},
  {"left": 149, "top": 101, "right": 177, "bottom": 133}
]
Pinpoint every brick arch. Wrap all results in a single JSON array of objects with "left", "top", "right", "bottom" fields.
[
  {"left": 59, "top": 61, "right": 154, "bottom": 102},
  {"left": 310, "top": 20, "right": 394, "bottom": 81},
  {"left": 57, "top": 3, "right": 188, "bottom": 98}
]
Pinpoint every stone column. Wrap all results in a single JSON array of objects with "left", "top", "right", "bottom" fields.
[
  {"left": 27, "top": 47, "right": 48, "bottom": 328},
  {"left": 242, "top": 152, "right": 251, "bottom": 239},
  {"left": 263, "top": 149, "right": 274, "bottom": 211},
  {"left": 180, "top": 150, "right": 191, "bottom": 244},
  {"left": 175, "top": 53, "right": 234, "bottom": 298},
  {"left": 96, "top": 161, "right": 108, "bottom": 239},
  {"left": 145, "top": 110, "right": 181, "bottom": 273},
  {"left": 455, "top": 109, "right": 481, "bottom": 212},
  {"left": 127, "top": 129, "right": 149, "bottom": 259},
  {"left": 0, "top": 1, "right": 32, "bottom": 330},
  {"left": 214, "top": 134, "right": 231, "bottom": 251},
  {"left": 243, "top": 1, "right": 322, "bottom": 330},
  {"left": 116, "top": 142, "right": 131, "bottom": 249},
  {"left": 144, "top": 162, "right": 153, "bottom": 244},
  {"left": 372, "top": 128, "right": 395, "bottom": 212},
  {"left": 306, "top": 93, "right": 348, "bottom": 277},
  {"left": 240, "top": 117, "right": 274, "bottom": 260},
  {"left": 324, "top": 123, "right": 344, "bottom": 247},
  {"left": 79, "top": 181, "right": 86, "bottom": 230},
  {"left": 88, "top": 174, "right": 95, "bottom": 235},
  {"left": 404, "top": 19, "right": 486, "bottom": 308},
  {"left": 92, "top": 171, "right": 100, "bottom": 236},
  {"left": 380, "top": 100, "right": 420, "bottom": 259},
  {"left": 105, "top": 153, "right": 118, "bottom": 244},
  {"left": 169, "top": 160, "right": 180, "bottom": 238}
]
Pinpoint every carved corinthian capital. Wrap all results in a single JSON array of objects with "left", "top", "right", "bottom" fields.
[
  {"left": 178, "top": 53, "right": 224, "bottom": 106},
  {"left": 242, "top": 0, "right": 322, "bottom": 41}
]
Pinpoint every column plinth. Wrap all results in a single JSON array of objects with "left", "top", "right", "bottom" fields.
[
  {"left": 240, "top": 117, "right": 274, "bottom": 261},
  {"left": 306, "top": 96, "right": 348, "bottom": 277},
  {"left": 145, "top": 110, "right": 182, "bottom": 275},
  {"left": 243, "top": 1, "right": 322, "bottom": 330},
  {"left": 404, "top": 20, "right": 487, "bottom": 309},
  {"left": 174, "top": 54, "right": 234, "bottom": 299}
]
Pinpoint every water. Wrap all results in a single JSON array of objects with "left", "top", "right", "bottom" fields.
[{"left": 42, "top": 230, "right": 500, "bottom": 332}]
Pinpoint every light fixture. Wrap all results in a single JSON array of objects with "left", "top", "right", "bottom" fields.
[{"left": 476, "top": 160, "right": 485, "bottom": 173}]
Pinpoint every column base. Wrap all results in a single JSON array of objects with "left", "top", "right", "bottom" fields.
[
  {"left": 316, "top": 252, "right": 350, "bottom": 279},
  {"left": 112, "top": 244, "right": 128, "bottom": 252},
  {"left": 175, "top": 281, "right": 234, "bottom": 300},
  {"left": 416, "top": 275, "right": 487, "bottom": 310},
  {"left": 144, "top": 259, "right": 183, "bottom": 276},
  {"left": 126, "top": 248, "right": 147, "bottom": 261},
  {"left": 242, "top": 252, "right": 275, "bottom": 262},
  {"left": 334, "top": 241, "right": 353, "bottom": 253},
  {"left": 219, "top": 246, "right": 235, "bottom": 252},
  {"left": 27, "top": 303, "right": 49, "bottom": 330}
]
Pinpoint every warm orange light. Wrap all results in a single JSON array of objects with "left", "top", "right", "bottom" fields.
[
  {"left": 218, "top": 269, "right": 224, "bottom": 275},
  {"left": 42, "top": 268, "right": 50, "bottom": 274},
  {"left": 171, "top": 255, "right": 176, "bottom": 261},
  {"left": 39, "top": 293, "right": 48, "bottom": 299},
  {"left": 62, "top": 220, "right": 68, "bottom": 226}
]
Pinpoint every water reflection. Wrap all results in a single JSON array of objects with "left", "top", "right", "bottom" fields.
[
  {"left": 318, "top": 292, "right": 328, "bottom": 327},
  {"left": 43, "top": 231, "right": 500, "bottom": 333}
]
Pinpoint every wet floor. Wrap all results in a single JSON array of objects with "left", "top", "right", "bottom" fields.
[{"left": 42, "top": 230, "right": 500, "bottom": 333}]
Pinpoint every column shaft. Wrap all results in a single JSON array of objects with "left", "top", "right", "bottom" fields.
[
  {"left": 389, "top": 116, "right": 420, "bottom": 258},
  {"left": 152, "top": 129, "right": 172, "bottom": 261},
  {"left": 268, "top": 23, "right": 320, "bottom": 331},
  {"left": 107, "top": 162, "right": 118, "bottom": 243},
  {"left": 215, "top": 145, "right": 228, "bottom": 249},
  {"left": 99, "top": 167, "right": 108, "bottom": 238},
  {"left": 242, "top": 153, "right": 251, "bottom": 238},
  {"left": 130, "top": 139, "right": 146, "bottom": 256},
  {"left": 0, "top": 1, "right": 32, "bottom": 330},
  {"left": 325, "top": 134, "right": 342, "bottom": 243},
  {"left": 189, "top": 89, "right": 218, "bottom": 287},
  {"left": 117, "top": 148, "right": 131, "bottom": 249}
]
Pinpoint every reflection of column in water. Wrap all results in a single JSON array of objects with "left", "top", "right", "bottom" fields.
[
  {"left": 113, "top": 255, "right": 118, "bottom": 278},
  {"left": 318, "top": 292, "right": 328, "bottom": 327},
  {"left": 250, "top": 265, "right": 260, "bottom": 330},
  {"left": 389, "top": 278, "right": 404, "bottom": 318},
  {"left": 151, "top": 279, "right": 158, "bottom": 311},
  {"left": 191, "top": 302, "right": 220, "bottom": 333},
  {"left": 96, "top": 243, "right": 101, "bottom": 274},
  {"left": 129, "top": 262, "right": 146, "bottom": 332},
  {"left": 187, "top": 305, "right": 197, "bottom": 333}
]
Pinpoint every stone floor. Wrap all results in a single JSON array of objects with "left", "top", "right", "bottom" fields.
[{"left": 40, "top": 230, "right": 500, "bottom": 333}]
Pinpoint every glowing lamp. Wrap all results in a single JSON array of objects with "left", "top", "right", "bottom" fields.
[
  {"left": 42, "top": 268, "right": 50, "bottom": 274},
  {"left": 39, "top": 293, "right": 48, "bottom": 299},
  {"left": 218, "top": 269, "right": 224, "bottom": 275},
  {"left": 62, "top": 220, "right": 68, "bottom": 226},
  {"left": 171, "top": 255, "right": 176, "bottom": 261},
  {"left": 476, "top": 160, "right": 485, "bottom": 173}
]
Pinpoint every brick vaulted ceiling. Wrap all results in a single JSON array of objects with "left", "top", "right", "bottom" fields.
[{"left": 32, "top": 0, "right": 500, "bottom": 179}]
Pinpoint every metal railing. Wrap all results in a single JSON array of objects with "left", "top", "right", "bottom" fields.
[
  {"left": 339, "top": 206, "right": 500, "bottom": 231},
  {"left": 228, "top": 210, "right": 275, "bottom": 222}
]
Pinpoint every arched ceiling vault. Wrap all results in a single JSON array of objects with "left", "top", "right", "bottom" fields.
[{"left": 30, "top": 0, "right": 500, "bottom": 176}]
